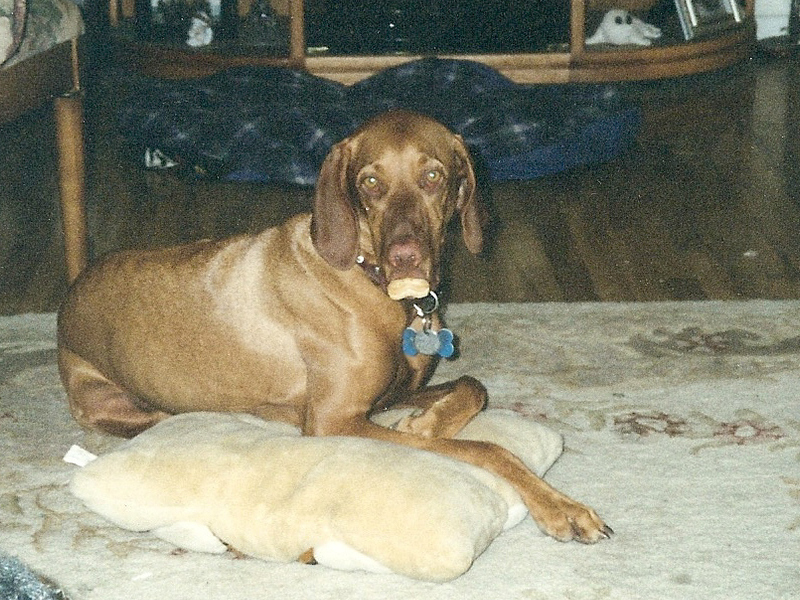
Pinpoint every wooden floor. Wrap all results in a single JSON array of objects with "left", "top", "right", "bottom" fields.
[{"left": 1, "top": 51, "right": 799, "bottom": 314}]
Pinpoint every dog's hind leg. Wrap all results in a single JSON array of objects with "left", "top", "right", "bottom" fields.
[{"left": 58, "top": 347, "right": 170, "bottom": 438}]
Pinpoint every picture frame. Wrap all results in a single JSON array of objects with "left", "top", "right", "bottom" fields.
[{"left": 674, "top": 0, "right": 742, "bottom": 40}]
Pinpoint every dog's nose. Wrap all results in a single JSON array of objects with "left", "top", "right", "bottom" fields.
[{"left": 388, "top": 239, "right": 422, "bottom": 270}]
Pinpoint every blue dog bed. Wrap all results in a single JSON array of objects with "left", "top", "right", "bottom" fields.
[{"left": 119, "top": 58, "right": 640, "bottom": 184}]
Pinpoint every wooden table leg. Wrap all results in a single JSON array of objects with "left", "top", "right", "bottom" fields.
[{"left": 55, "top": 90, "right": 88, "bottom": 283}]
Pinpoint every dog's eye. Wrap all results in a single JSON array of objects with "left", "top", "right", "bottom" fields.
[
  {"left": 361, "top": 175, "right": 380, "bottom": 191},
  {"left": 422, "top": 170, "right": 443, "bottom": 189}
]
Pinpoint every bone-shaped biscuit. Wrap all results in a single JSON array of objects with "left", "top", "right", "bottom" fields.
[{"left": 387, "top": 278, "right": 430, "bottom": 301}]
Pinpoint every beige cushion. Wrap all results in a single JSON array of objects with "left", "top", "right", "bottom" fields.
[{"left": 71, "top": 409, "right": 562, "bottom": 581}]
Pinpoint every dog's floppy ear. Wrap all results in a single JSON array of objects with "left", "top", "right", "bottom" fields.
[
  {"left": 454, "top": 136, "right": 486, "bottom": 255},
  {"left": 311, "top": 140, "right": 359, "bottom": 270}
]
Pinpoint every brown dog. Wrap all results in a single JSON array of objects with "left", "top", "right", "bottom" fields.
[{"left": 58, "top": 110, "right": 611, "bottom": 544}]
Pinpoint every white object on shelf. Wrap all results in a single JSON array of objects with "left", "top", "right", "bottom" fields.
[
  {"left": 755, "top": 0, "right": 791, "bottom": 38},
  {"left": 586, "top": 9, "right": 662, "bottom": 46}
]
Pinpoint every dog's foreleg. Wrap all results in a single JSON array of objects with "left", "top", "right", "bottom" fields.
[
  {"left": 312, "top": 407, "right": 611, "bottom": 544},
  {"left": 382, "top": 375, "right": 487, "bottom": 439}
]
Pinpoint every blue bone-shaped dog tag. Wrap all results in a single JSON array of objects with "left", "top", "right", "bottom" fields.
[{"left": 403, "top": 327, "right": 455, "bottom": 358}]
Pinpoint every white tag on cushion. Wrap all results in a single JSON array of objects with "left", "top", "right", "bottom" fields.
[{"left": 63, "top": 445, "right": 98, "bottom": 467}]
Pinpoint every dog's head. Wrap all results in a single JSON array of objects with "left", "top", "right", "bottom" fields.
[{"left": 311, "top": 110, "right": 485, "bottom": 299}]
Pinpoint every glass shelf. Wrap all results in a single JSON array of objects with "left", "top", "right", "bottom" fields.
[{"left": 108, "top": 0, "right": 756, "bottom": 82}]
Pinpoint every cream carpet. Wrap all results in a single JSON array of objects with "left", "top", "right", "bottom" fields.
[{"left": 1, "top": 302, "right": 798, "bottom": 599}]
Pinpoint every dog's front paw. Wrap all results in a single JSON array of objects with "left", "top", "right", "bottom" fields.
[
  {"left": 534, "top": 496, "right": 613, "bottom": 544},
  {"left": 394, "top": 409, "right": 439, "bottom": 438}
]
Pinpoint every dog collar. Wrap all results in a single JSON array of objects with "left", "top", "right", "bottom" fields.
[
  {"left": 356, "top": 255, "right": 455, "bottom": 358},
  {"left": 356, "top": 255, "right": 386, "bottom": 288}
]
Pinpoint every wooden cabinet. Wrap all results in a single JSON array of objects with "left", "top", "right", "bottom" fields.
[{"left": 108, "top": 0, "right": 756, "bottom": 83}]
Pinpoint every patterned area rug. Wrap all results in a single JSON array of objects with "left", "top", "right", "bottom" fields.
[{"left": 1, "top": 302, "right": 798, "bottom": 599}]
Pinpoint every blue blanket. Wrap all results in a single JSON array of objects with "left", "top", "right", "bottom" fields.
[{"left": 119, "top": 58, "right": 640, "bottom": 185}]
